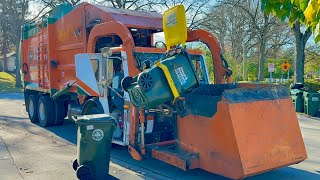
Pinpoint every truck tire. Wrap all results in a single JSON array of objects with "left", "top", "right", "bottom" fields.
[
  {"left": 54, "top": 100, "right": 66, "bottom": 126},
  {"left": 81, "top": 98, "right": 104, "bottom": 115},
  {"left": 24, "top": 92, "right": 30, "bottom": 113},
  {"left": 38, "top": 95, "right": 55, "bottom": 127},
  {"left": 27, "top": 94, "right": 39, "bottom": 123}
]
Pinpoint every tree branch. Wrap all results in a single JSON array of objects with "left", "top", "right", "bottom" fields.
[
  {"left": 28, "top": 4, "right": 51, "bottom": 22},
  {"left": 303, "top": 28, "right": 312, "bottom": 45}
]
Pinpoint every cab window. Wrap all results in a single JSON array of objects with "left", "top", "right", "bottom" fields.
[{"left": 190, "top": 55, "right": 208, "bottom": 84}]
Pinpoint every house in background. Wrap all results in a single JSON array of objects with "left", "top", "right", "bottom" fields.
[{"left": 0, "top": 52, "right": 16, "bottom": 72}]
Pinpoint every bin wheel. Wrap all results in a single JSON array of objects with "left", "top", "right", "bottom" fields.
[
  {"left": 76, "top": 165, "right": 92, "bottom": 180},
  {"left": 72, "top": 159, "right": 78, "bottom": 171},
  {"left": 138, "top": 72, "right": 154, "bottom": 91},
  {"left": 121, "top": 76, "right": 133, "bottom": 91}
]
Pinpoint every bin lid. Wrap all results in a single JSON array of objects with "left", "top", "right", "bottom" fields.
[
  {"left": 290, "top": 89, "right": 303, "bottom": 95},
  {"left": 73, "top": 114, "right": 116, "bottom": 125}
]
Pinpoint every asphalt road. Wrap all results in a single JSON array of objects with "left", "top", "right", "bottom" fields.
[{"left": 0, "top": 93, "right": 319, "bottom": 180}]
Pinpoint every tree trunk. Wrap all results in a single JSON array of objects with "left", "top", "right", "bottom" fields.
[
  {"left": 2, "top": 41, "right": 8, "bottom": 72},
  {"left": 294, "top": 38, "right": 305, "bottom": 83},
  {"left": 258, "top": 37, "right": 266, "bottom": 81},
  {"left": 242, "top": 44, "right": 246, "bottom": 81},
  {"left": 292, "top": 21, "right": 312, "bottom": 84}
]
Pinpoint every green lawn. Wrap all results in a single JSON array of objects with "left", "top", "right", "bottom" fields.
[{"left": 0, "top": 72, "right": 23, "bottom": 93}]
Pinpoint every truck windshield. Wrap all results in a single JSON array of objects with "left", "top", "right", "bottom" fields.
[{"left": 135, "top": 52, "right": 209, "bottom": 84}]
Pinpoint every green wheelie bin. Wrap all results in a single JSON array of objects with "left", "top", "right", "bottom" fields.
[
  {"left": 122, "top": 49, "right": 199, "bottom": 109},
  {"left": 290, "top": 89, "right": 304, "bottom": 112},
  {"left": 72, "top": 114, "right": 116, "bottom": 180},
  {"left": 303, "top": 92, "right": 320, "bottom": 117}
]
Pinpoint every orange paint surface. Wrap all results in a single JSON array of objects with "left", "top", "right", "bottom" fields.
[{"left": 177, "top": 98, "right": 307, "bottom": 179}]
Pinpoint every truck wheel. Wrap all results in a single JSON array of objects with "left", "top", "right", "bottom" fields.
[
  {"left": 54, "top": 100, "right": 66, "bottom": 126},
  {"left": 38, "top": 95, "right": 55, "bottom": 127},
  {"left": 27, "top": 95, "right": 39, "bottom": 123}
]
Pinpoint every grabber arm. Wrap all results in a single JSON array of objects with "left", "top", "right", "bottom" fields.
[{"left": 186, "top": 29, "right": 232, "bottom": 84}]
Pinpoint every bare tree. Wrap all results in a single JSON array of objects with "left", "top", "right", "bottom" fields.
[
  {"left": 200, "top": 0, "right": 292, "bottom": 81},
  {"left": 157, "top": 0, "right": 210, "bottom": 29},
  {"left": 0, "top": 1, "right": 10, "bottom": 72},
  {"left": 0, "top": 0, "right": 30, "bottom": 87},
  {"left": 200, "top": 4, "right": 228, "bottom": 53},
  {"left": 94, "top": 0, "right": 210, "bottom": 28},
  {"left": 234, "top": 1, "right": 277, "bottom": 81},
  {"left": 36, "top": 0, "right": 81, "bottom": 7}
]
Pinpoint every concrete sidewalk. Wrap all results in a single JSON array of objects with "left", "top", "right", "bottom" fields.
[
  {"left": 0, "top": 136, "right": 23, "bottom": 180},
  {"left": 0, "top": 125, "right": 145, "bottom": 180}
]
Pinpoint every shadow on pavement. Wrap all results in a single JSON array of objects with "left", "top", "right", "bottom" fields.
[
  {"left": 247, "top": 167, "right": 320, "bottom": 180},
  {"left": 0, "top": 93, "right": 24, "bottom": 100},
  {"left": 42, "top": 118, "right": 77, "bottom": 145}
]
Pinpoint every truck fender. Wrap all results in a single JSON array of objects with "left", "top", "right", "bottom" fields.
[{"left": 81, "top": 98, "right": 105, "bottom": 115}]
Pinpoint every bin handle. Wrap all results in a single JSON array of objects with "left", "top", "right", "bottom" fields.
[
  {"left": 71, "top": 116, "right": 78, "bottom": 122},
  {"left": 156, "top": 61, "right": 180, "bottom": 103}
]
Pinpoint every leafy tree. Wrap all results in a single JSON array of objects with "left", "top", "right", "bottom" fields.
[
  {"left": 260, "top": 0, "right": 320, "bottom": 83},
  {"left": 261, "top": 0, "right": 319, "bottom": 41}
]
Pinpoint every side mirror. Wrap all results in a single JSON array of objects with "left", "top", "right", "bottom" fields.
[{"left": 101, "top": 47, "right": 112, "bottom": 59}]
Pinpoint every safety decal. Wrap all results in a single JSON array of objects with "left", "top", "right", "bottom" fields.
[
  {"left": 92, "top": 129, "right": 104, "bottom": 141},
  {"left": 166, "top": 12, "right": 177, "bottom": 27}
]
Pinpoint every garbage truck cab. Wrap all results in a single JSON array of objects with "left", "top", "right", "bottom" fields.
[{"left": 74, "top": 45, "right": 210, "bottom": 146}]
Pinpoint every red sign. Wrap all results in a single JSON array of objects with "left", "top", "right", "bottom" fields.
[{"left": 281, "top": 62, "right": 290, "bottom": 72}]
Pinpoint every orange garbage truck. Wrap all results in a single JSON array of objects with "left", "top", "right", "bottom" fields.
[{"left": 21, "top": 3, "right": 307, "bottom": 179}]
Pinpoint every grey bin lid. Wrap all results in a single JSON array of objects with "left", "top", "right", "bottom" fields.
[{"left": 72, "top": 114, "right": 116, "bottom": 125}]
